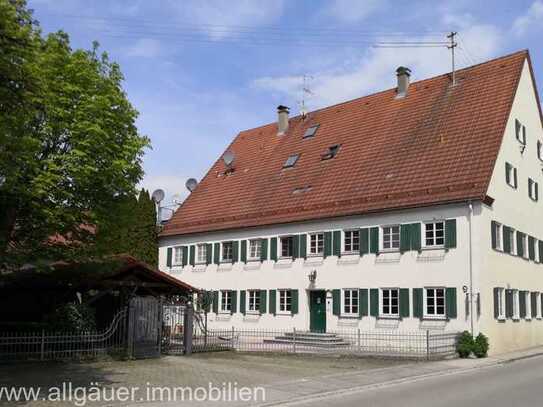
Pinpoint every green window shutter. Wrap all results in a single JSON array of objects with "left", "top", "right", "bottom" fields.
[
  {"left": 514, "top": 167, "right": 518, "bottom": 188},
  {"left": 189, "top": 245, "right": 195, "bottom": 266},
  {"left": 206, "top": 243, "right": 213, "bottom": 265},
  {"left": 213, "top": 243, "right": 220, "bottom": 265},
  {"left": 413, "top": 288, "right": 423, "bottom": 319},
  {"left": 269, "top": 290, "right": 276, "bottom": 315},
  {"left": 299, "top": 234, "right": 307, "bottom": 259},
  {"left": 270, "top": 238, "right": 278, "bottom": 261},
  {"left": 259, "top": 290, "right": 267, "bottom": 314},
  {"left": 166, "top": 247, "right": 172, "bottom": 267},
  {"left": 359, "top": 289, "right": 368, "bottom": 317},
  {"left": 260, "top": 239, "right": 268, "bottom": 262},
  {"left": 240, "top": 240, "right": 247, "bottom": 263},
  {"left": 369, "top": 289, "right": 379, "bottom": 317},
  {"left": 232, "top": 241, "right": 239, "bottom": 264},
  {"left": 333, "top": 230, "right": 341, "bottom": 257},
  {"left": 529, "top": 236, "right": 536, "bottom": 261},
  {"left": 212, "top": 291, "right": 219, "bottom": 314},
  {"left": 539, "top": 240, "right": 543, "bottom": 264},
  {"left": 491, "top": 221, "right": 498, "bottom": 249},
  {"left": 531, "top": 292, "right": 538, "bottom": 317},
  {"left": 516, "top": 232, "right": 524, "bottom": 257},
  {"left": 445, "top": 219, "right": 457, "bottom": 249},
  {"left": 240, "top": 290, "right": 246, "bottom": 315},
  {"left": 292, "top": 235, "right": 300, "bottom": 259},
  {"left": 493, "top": 288, "right": 500, "bottom": 319},
  {"left": 360, "top": 228, "right": 369, "bottom": 255},
  {"left": 324, "top": 231, "right": 332, "bottom": 257},
  {"left": 231, "top": 290, "right": 237, "bottom": 314},
  {"left": 399, "top": 288, "right": 410, "bottom": 318},
  {"left": 505, "top": 290, "right": 513, "bottom": 318},
  {"left": 332, "top": 289, "right": 341, "bottom": 316},
  {"left": 182, "top": 246, "right": 188, "bottom": 267},
  {"left": 505, "top": 162, "right": 511, "bottom": 185},
  {"left": 446, "top": 287, "right": 457, "bottom": 319},
  {"left": 369, "top": 227, "right": 379, "bottom": 254},
  {"left": 291, "top": 290, "right": 299, "bottom": 314},
  {"left": 410, "top": 223, "right": 421, "bottom": 252},
  {"left": 503, "top": 226, "right": 511, "bottom": 253},
  {"left": 519, "top": 291, "right": 526, "bottom": 318},
  {"left": 400, "top": 224, "right": 411, "bottom": 253}
]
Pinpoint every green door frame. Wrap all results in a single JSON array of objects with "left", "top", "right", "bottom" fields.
[{"left": 309, "top": 290, "right": 327, "bottom": 333}]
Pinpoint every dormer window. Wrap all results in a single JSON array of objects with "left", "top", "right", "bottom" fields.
[
  {"left": 321, "top": 144, "right": 341, "bottom": 160},
  {"left": 515, "top": 119, "right": 526, "bottom": 145},
  {"left": 303, "top": 125, "right": 319, "bottom": 139},
  {"left": 283, "top": 154, "right": 300, "bottom": 168}
]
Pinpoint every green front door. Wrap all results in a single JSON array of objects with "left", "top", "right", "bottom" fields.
[{"left": 310, "top": 291, "right": 326, "bottom": 333}]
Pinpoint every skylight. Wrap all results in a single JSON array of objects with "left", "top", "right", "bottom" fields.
[
  {"left": 321, "top": 144, "right": 341, "bottom": 160},
  {"left": 283, "top": 153, "right": 300, "bottom": 168},
  {"left": 303, "top": 125, "right": 319, "bottom": 139}
]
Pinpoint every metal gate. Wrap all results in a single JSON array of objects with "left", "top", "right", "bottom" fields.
[
  {"left": 127, "top": 297, "right": 162, "bottom": 359},
  {"left": 161, "top": 304, "right": 186, "bottom": 355}
]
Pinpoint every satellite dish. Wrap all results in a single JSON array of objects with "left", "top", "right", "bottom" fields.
[
  {"left": 151, "top": 189, "right": 165, "bottom": 203},
  {"left": 185, "top": 178, "right": 198, "bottom": 192},
  {"left": 223, "top": 151, "right": 235, "bottom": 167}
]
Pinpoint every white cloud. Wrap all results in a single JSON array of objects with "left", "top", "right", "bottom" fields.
[
  {"left": 513, "top": 0, "right": 543, "bottom": 36},
  {"left": 325, "top": 0, "right": 384, "bottom": 23},
  {"left": 125, "top": 38, "right": 162, "bottom": 58}
]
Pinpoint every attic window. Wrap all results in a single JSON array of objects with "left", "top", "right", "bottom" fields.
[
  {"left": 283, "top": 153, "right": 300, "bottom": 168},
  {"left": 303, "top": 125, "right": 319, "bottom": 139},
  {"left": 321, "top": 144, "right": 341, "bottom": 160},
  {"left": 515, "top": 119, "right": 526, "bottom": 145}
]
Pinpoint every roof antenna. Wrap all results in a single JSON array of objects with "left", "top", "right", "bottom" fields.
[
  {"left": 447, "top": 31, "right": 458, "bottom": 86},
  {"left": 297, "top": 74, "right": 314, "bottom": 119}
]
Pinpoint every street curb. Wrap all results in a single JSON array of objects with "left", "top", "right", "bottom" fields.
[{"left": 497, "top": 351, "right": 543, "bottom": 364}]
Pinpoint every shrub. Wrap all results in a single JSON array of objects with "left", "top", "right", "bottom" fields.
[
  {"left": 456, "top": 331, "right": 474, "bottom": 358},
  {"left": 473, "top": 333, "right": 489, "bottom": 358},
  {"left": 44, "top": 302, "right": 96, "bottom": 332}
]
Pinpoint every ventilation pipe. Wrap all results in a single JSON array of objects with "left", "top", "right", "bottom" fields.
[{"left": 277, "top": 105, "right": 290, "bottom": 135}]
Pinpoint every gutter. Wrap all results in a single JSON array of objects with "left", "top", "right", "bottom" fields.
[{"left": 468, "top": 200, "right": 474, "bottom": 336}]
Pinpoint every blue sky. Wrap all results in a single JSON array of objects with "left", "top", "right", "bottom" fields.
[{"left": 29, "top": 0, "right": 543, "bottom": 205}]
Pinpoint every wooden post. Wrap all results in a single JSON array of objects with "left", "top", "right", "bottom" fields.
[{"left": 183, "top": 303, "right": 193, "bottom": 355}]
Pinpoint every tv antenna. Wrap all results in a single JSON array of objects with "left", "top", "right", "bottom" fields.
[
  {"left": 447, "top": 31, "right": 458, "bottom": 85},
  {"left": 298, "top": 74, "right": 314, "bottom": 119}
]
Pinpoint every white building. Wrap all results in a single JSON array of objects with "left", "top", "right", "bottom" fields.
[{"left": 158, "top": 50, "right": 543, "bottom": 355}]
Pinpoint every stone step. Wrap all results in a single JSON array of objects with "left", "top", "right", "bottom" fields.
[
  {"left": 263, "top": 338, "right": 351, "bottom": 347},
  {"left": 283, "top": 331, "right": 338, "bottom": 338},
  {"left": 277, "top": 335, "right": 346, "bottom": 343}
]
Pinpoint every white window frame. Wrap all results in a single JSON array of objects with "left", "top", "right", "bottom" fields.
[
  {"left": 277, "top": 289, "right": 292, "bottom": 314},
  {"left": 196, "top": 244, "right": 207, "bottom": 264},
  {"left": 512, "top": 289, "right": 520, "bottom": 320},
  {"left": 526, "top": 291, "right": 532, "bottom": 320},
  {"left": 506, "top": 163, "right": 517, "bottom": 189},
  {"left": 537, "top": 293, "right": 542, "bottom": 319},
  {"left": 343, "top": 229, "right": 360, "bottom": 253},
  {"left": 219, "top": 290, "right": 232, "bottom": 313},
  {"left": 247, "top": 290, "right": 260, "bottom": 313},
  {"left": 380, "top": 288, "right": 400, "bottom": 318},
  {"left": 309, "top": 232, "right": 324, "bottom": 256},
  {"left": 495, "top": 222, "right": 503, "bottom": 251},
  {"left": 221, "top": 241, "right": 233, "bottom": 262},
  {"left": 529, "top": 178, "right": 538, "bottom": 201},
  {"left": 424, "top": 221, "right": 445, "bottom": 248},
  {"left": 424, "top": 287, "right": 446, "bottom": 319},
  {"left": 381, "top": 225, "right": 400, "bottom": 251},
  {"left": 342, "top": 289, "right": 359, "bottom": 317},
  {"left": 509, "top": 228, "right": 517, "bottom": 255},
  {"left": 173, "top": 246, "right": 183, "bottom": 266},
  {"left": 523, "top": 234, "right": 529, "bottom": 259},
  {"left": 538, "top": 140, "right": 543, "bottom": 162},
  {"left": 496, "top": 287, "right": 506, "bottom": 320},
  {"left": 248, "top": 239, "right": 261, "bottom": 261},
  {"left": 279, "top": 236, "right": 294, "bottom": 259}
]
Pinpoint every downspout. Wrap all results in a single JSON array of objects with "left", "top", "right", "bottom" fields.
[{"left": 468, "top": 201, "right": 474, "bottom": 336}]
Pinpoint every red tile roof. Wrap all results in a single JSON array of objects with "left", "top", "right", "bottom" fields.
[{"left": 161, "top": 50, "right": 533, "bottom": 237}]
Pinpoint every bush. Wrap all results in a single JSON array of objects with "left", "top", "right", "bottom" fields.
[
  {"left": 456, "top": 331, "right": 474, "bottom": 358},
  {"left": 473, "top": 333, "right": 489, "bottom": 358},
  {"left": 44, "top": 302, "right": 96, "bottom": 332}
]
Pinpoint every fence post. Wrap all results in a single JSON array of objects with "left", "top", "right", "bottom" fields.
[
  {"left": 231, "top": 326, "right": 235, "bottom": 350},
  {"left": 293, "top": 327, "right": 296, "bottom": 354},
  {"left": 40, "top": 329, "right": 45, "bottom": 361},
  {"left": 426, "top": 330, "right": 430, "bottom": 360},
  {"left": 357, "top": 328, "right": 361, "bottom": 353},
  {"left": 183, "top": 303, "right": 194, "bottom": 355}
]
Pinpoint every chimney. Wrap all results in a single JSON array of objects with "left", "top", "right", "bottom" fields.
[
  {"left": 396, "top": 66, "right": 411, "bottom": 98},
  {"left": 277, "top": 105, "right": 290, "bottom": 135}
]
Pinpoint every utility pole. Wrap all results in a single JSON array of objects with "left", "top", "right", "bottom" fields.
[{"left": 447, "top": 31, "right": 458, "bottom": 86}]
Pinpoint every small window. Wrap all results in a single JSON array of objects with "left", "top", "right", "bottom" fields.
[
  {"left": 283, "top": 154, "right": 300, "bottom": 168},
  {"left": 309, "top": 232, "right": 324, "bottom": 255},
  {"left": 196, "top": 244, "right": 207, "bottom": 264},
  {"left": 221, "top": 241, "right": 233, "bottom": 262},
  {"left": 424, "top": 221, "right": 445, "bottom": 247},
  {"left": 505, "top": 162, "right": 518, "bottom": 189},
  {"left": 496, "top": 288, "right": 505, "bottom": 320},
  {"left": 280, "top": 236, "right": 294, "bottom": 258},
  {"left": 537, "top": 140, "right": 543, "bottom": 161},
  {"left": 321, "top": 144, "right": 341, "bottom": 160},
  {"left": 303, "top": 124, "right": 319, "bottom": 139},
  {"left": 278, "top": 289, "right": 292, "bottom": 313},
  {"left": 382, "top": 225, "right": 400, "bottom": 250},
  {"left": 344, "top": 230, "right": 360, "bottom": 253},
  {"left": 248, "top": 239, "right": 261, "bottom": 261},
  {"left": 529, "top": 178, "right": 539, "bottom": 201},
  {"left": 425, "top": 287, "right": 446, "bottom": 318},
  {"left": 495, "top": 222, "right": 503, "bottom": 251},
  {"left": 342, "top": 289, "right": 359, "bottom": 316},
  {"left": 173, "top": 247, "right": 183, "bottom": 266},
  {"left": 220, "top": 290, "right": 232, "bottom": 312},
  {"left": 247, "top": 290, "right": 260, "bottom": 313},
  {"left": 381, "top": 288, "right": 399, "bottom": 317},
  {"left": 512, "top": 289, "right": 520, "bottom": 320},
  {"left": 515, "top": 119, "right": 526, "bottom": 145}
]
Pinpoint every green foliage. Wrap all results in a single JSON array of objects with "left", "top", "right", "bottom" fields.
[
  {"left": 456, "top": 331, "right": 475, "bottom": 358},
  {"left": 473, "top": 333, "right": 489, "bottom": 358},
  {"left": 197, "top": 290, "right": 214, "bottom": 313},
  {"left": 0, "top": 0, "right": 150, "bottom": 268},
  {"left": 44, "top": 302, "right": 96, "bottom": 332}
]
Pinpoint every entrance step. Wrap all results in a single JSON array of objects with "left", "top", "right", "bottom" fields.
[{"left": 263, "top": 331, "right": 350, "bottom": 348}]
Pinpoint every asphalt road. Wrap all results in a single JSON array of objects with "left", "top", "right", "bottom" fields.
[{"left": 296, "top": 355, "right": 543, "bottom": 407}]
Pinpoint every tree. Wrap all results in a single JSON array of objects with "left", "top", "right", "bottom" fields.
[{"left": 0, "top": 0, "right": 150, "bottom": 267}]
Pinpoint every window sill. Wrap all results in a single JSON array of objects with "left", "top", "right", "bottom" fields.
[
  {"left": 274, "top": 259, "right": 293, "bottom": 269},
  {"left": 217, "top": 263, "right": 233, "bottom": 271},
  {"left": 340, "top": 314, "right": 359, "bottom": 319},
  {"left": 497, "top": 316, "right": 506, "bottom": 322},
  {"left": 338, "top": 254, "right": 360, "bottom": 265},
  {"left": 276, "top": 312, "right": 293, "bottom": 316},
  {"left": 378, "top": 315, "right": 400, "bottom": 320},
  {"left": 304, "top": 256, "right": 324, "bottom": 266},
  {"left": 423, "top": 316, "right": 447, "bottom": 321},
  {"left": 243, "top": 261, "right": 261, "bottom": 271},
  {"left": 192, "top": 264, "right": 206, "bottom": 272}
]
